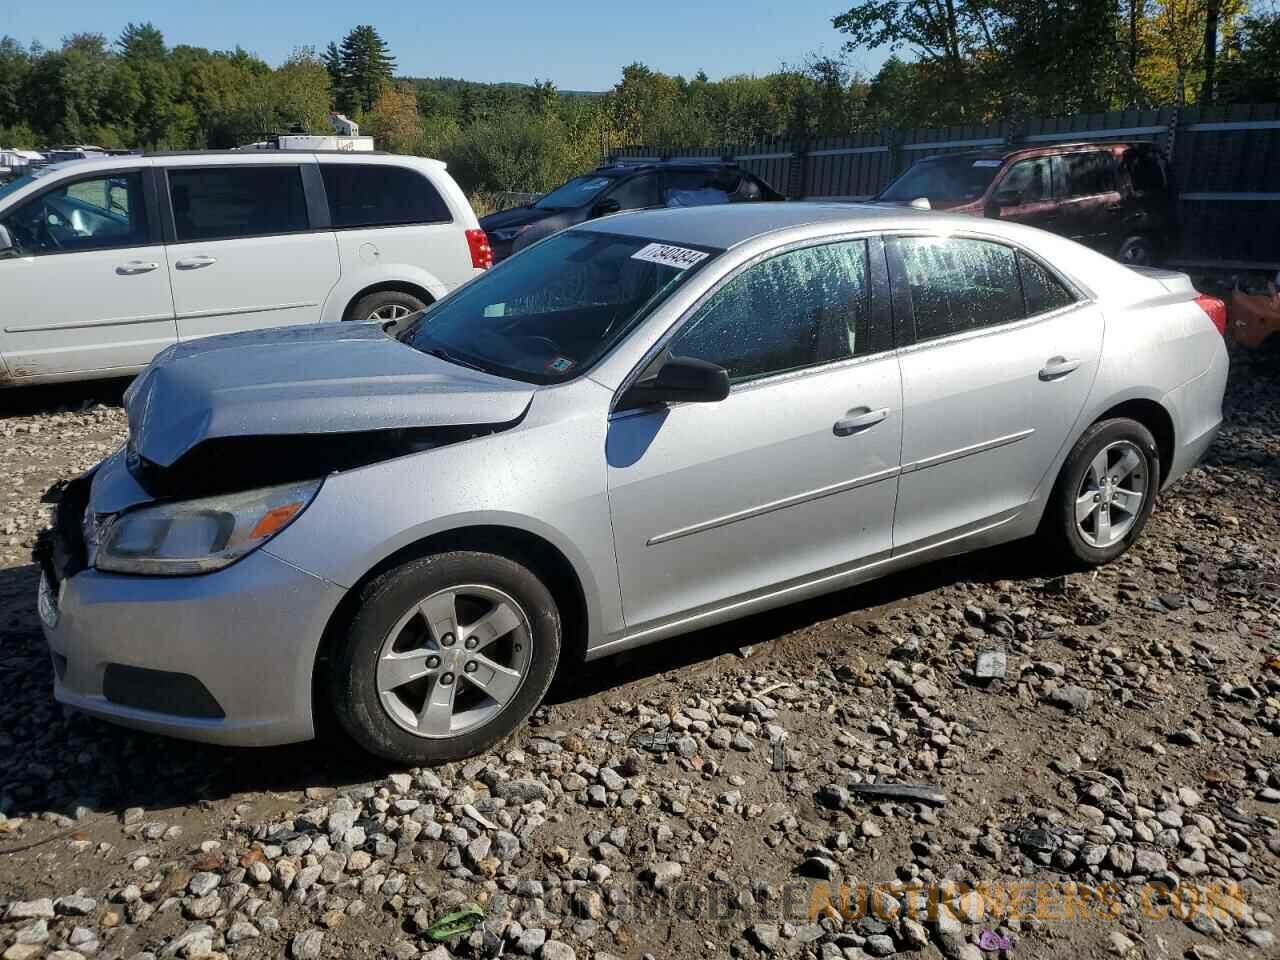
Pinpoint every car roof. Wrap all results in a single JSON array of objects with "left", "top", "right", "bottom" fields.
[
  {"left": 917, "top": 141, "right": 1146, "bottom": 164},
  {"left": 593, "top": 159, "right": 741, "bottom": 175},
  {"left": 575, "top": 201, "right": 947, "bottom": 249},
  {"left": 27, "top": 151, "right": 446, "bottom": 178}
]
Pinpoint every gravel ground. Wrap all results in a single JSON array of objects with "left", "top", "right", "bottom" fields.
[{"left": 1, "top": 354, "right": 1278, "bottom": 960}]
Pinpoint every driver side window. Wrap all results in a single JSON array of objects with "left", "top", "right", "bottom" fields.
[
  {"left": 0, "top": 172, "right": 149, "bottom": 256},
  {"left": 668, "top": 240, "right": 872, "bottom": 384}
]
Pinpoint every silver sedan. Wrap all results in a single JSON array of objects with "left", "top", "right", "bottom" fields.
[{"left": 37, "top": 203, "right": 1229, "bottom": 763}]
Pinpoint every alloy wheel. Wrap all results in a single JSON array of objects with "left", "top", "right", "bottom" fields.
[
  {"left": 1075, "top": 440, "right": 1148, "bottom": 548},
  {"left": 375, "top": 584, "right": 532, "bottom": 739},
  {"left": 368, "top": 303, "right": 414, "bottom": 322}
]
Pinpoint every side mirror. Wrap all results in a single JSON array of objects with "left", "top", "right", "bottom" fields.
[
  {"left": 593, "top": 197, "right": 621, "bottom": 217},
  {"left": 618, "top": 355, "right": 730, "bottom": 409},
  {"left": 0, "top": 224, "right": 13, "bottom": 256}
]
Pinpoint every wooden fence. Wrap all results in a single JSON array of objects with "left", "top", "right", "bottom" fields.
[{"left": 610, "top": 103, "right": 1280, "bottom": 271}]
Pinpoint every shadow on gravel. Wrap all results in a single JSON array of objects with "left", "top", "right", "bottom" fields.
[
  {"left": 1, "top": 539, "right": 1064, "bottom": 825},
  {"left": 0, "top": 377, "right": 130, "bottom": 419}
]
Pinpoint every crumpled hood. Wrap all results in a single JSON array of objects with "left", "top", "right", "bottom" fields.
[{"left": 124, "top": 323, "right": 535, "bottom": 468}]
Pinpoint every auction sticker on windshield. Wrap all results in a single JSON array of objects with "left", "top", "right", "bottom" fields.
[{"left": 631, "top": 242, "right": 710, "bottom": 270}]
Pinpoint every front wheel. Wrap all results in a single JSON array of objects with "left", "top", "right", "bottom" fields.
[
  {"left": 1116, "top": 235, "right": 1156, "bottom": 267},
  {"left": 1041, "top": 418, "right": 1160, "bottom": 567},
  {"left": 330, "top": 551, "right": 561, "bottom": 765}
]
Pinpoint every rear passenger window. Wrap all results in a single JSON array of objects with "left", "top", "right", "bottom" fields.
[
  {"left": 894, "top": 237, "right": 1023, "bottom": 341},
  {"left": 320, "top": 164, "right": 451, "bottom": 228},
  {"left": 1059, "top": 152, "right": 1117, "bottom": 197},
  {"left": 669, "top": 240, "right": 874, "bottom": 384},
  {"left": 168, "top": 167, "right": 308, "bottom": 242},
  {"left": 1019, "top": 252, "right": 1076, "bottom": 316}
]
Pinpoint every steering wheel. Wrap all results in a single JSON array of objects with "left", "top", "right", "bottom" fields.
[{"left": 33, "top": 211, "right": 63, "bottom": 251}]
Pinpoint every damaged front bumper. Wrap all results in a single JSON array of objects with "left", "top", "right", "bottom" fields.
[{"left": 36, "top": 455, "right": 348, "bottom": 747}]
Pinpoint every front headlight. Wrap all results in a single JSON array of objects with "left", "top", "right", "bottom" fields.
[
  {"left": 490, "top": 225, "right": 530, "bottom": 242},
  {"left": 96, "top": 479, "right": 321, "bottom": 575}
]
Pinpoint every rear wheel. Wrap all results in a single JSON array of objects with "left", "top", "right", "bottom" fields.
[
  {"left": 1041, "top": 418, "right": 1160, "bottom": 567},
  {"left": 329, "top": 551, "right": 560, "bottom": 764},
  {"left": 347, "top": 290, "right": 428, "bottom": 325}
]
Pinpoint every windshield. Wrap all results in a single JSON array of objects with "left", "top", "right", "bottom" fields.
[
  {"left": 534, "top": 175, "right": 616, "bottom": 211},
  {"left": 399, "top": 230, "right": 718, "bottom": 384},
  {"left": 879, "top": 156, "right": 1003, "bottom": 203}
]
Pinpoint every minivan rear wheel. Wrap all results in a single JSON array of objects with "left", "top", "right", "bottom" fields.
[
  {"left": 348, "top": 290, "right": 428, "bottom": 324},
  {"left": 1042, "top": 418, "right": 1160, "bottom": 567},
  {"left": 329, "top": 551, "right": 561, "bottom": 764}
]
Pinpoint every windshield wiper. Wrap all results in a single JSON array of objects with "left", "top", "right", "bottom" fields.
[{"left": 422, "top": 345, "right": 489, "bottom": 375}]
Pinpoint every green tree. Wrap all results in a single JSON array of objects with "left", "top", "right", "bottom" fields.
[
  {"left": 0, "top": 37, "right": 31, "bottom": 130},
  {"left": 322, "top": 42, "right": 346, "bottom": 110},
  {"left": 118, "top": 22, "right": 166, "bottom": 61},
  {"left": 338, "top": 25, "right": 395, "bottom": 113}
]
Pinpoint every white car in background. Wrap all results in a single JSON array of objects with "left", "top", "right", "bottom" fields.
[{"left": 0, "top": 152, "right": 491, "bottom": 386}]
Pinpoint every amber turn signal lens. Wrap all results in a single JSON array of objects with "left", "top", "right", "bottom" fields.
[{"left": 249, "top": 502, "right": 304, "bottom": 539}]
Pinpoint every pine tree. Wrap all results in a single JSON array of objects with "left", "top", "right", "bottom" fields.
[
  {"left": 322, "top": 42, "right": 347, "bottom": 112},
  {"left": 338, "top": 25, "right": 395, "bottom": 114},
  {"left": 117, "top": 22, "right": 166, "bottom": 61}
]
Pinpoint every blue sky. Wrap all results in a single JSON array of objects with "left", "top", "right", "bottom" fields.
[{"left": 4, "top": 1, "right": 891, "bottom": 90}]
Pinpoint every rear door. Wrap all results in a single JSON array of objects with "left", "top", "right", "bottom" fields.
[
  {"left": 1051, "top": 150, "right": 1123, "bottom": 251},
  {"left": 889, "top": 234, "right": 1103, "bottom": 552},
  {"left": 0, "top": 167, "right": 176, "bottom": 380},
  {"left": 164, "top": 161, "right": 340, "bottom": 340}
]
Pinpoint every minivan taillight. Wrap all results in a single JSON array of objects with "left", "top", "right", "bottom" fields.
[
  {"left": 466, "top": 229, "right": 493, "bottom": 270},
  {"left": 1194, "top": 294, "right": 1228, "bottom": 336}
]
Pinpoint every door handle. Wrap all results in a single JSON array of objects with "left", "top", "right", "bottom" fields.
[
  {"left": 175, "top": 256, "right": 217, "bottom": 270},
  {"left": 116, "top": 261, "right": 159, "bottom": 275},
  {"left": 833, "top": 406, "right": 890, "bottom": 436},
  {"left": 1039, "top": 357, "right": 1082, "bottom": 380}
]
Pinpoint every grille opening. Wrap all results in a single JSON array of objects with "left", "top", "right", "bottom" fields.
[{"left": 103, "top": 664, "right": 225, "bottom": 719}]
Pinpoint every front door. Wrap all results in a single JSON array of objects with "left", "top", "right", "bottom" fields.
[
  {"left": 889, "top": 235, "right": 1103, "bottom": 551},
  {"left": 607, "top": 237, "right": 902, "bottom": 631},
  {"left": 0, "top": 169, "right": 175, "bottom": 381},
  {"left": 164, "top": 164, "right": 340, "bottom": 341}
]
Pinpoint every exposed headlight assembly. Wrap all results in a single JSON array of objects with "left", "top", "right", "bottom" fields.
[{"left": 96, "top": 479, "right": 321, "bottom": 575}]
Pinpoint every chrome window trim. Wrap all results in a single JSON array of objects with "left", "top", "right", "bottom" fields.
[{"left": 886, "top": 228, "right": 1095, "bottom": 355}]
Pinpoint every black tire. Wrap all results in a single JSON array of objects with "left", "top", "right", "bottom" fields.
[
  {"left": 1041, "top": 418, "right": 1160, "bottom": 567},
  {"left": 1116, "top": 235, "right": 1156, "bottom": 267},
  {"left": 346, "top": 289, "right": 428, "bottom": 324},
  {"left": 329, "top": 551, "right": 560, "bottom": 765}
]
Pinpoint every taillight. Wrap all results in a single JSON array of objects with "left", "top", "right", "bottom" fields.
[
  {"left": 1194, "top": 293, "right": 1228, "bottom": 336},
  {"left": 466, "top": 229, "right": 493, "bottom": 270}
]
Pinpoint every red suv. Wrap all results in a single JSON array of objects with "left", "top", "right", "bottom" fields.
[{"left": 874, "top": 142, "right": 1174, "bottom": 266}]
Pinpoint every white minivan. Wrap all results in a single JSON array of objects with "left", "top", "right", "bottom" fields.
[{"left": 0, "top": 152, "right": 491, "bottom": 386}]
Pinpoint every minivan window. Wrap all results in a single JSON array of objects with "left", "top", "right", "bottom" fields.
[
  {"left": 168, "top": 166, "right": 308, "bottom": 242},
  {"left": 320, "top": 164, "right": 451, "bottom": 228},
  {"left": 894, "top": 236, "right": 1023, "bottom": 341},
  {"left": 400, "top": 230, "right": 716, "bottom": 384},
  {"left": 670, "top": 240, "right": 872, "bottom": 383},
  {"left": 1058, "top": 151, "right": 1117, "bottom": 197},
  {"left": 0, "top": 171, "right": 149, "bottom": 256}
]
